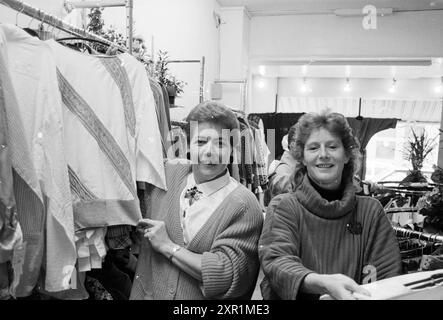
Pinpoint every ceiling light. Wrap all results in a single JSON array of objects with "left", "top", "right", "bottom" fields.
[
  {"left": 389, "top": 78, "right": 397, "bottom": 93},
  {"left": 435, "top": 77, "right": 443, "bottom": 94},
  {"left": 257, "top": 79, "right": 266, "bottom": 89},
  {"left": 344, "top": 78, "right": 351, "bottom": 92},
  {"left": 300, "top": 78, "right": 312, "bottom": 93},
  {"left": 345, "top": 65, "right": 351, "bottom": 77},
  {"left": 259, "top": 65, "right": 266, "bottom": 76},
  {"left": 301, "top": 65, "right": 308, "bottom": 76}
]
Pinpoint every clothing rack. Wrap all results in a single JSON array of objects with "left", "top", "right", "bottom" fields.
[
  {"left": 169, "top": 58, "right": 206, "bottom": 104},
  {"left": 214, "top": 79, "right": 248, "bottom": 112},
  {"left": 394, "top": 226, "right": 443, "bottom": 244},
  {"left": 65, "top": 0, "right": 133, "bottom": 54},
  {"left": 0, "top": 0, "right": 127, "bottom": 52}
]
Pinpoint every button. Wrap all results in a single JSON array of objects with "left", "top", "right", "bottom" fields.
[
  {"left": 135, "top": 274, "right": 140, "bottom": 279},
  {"left": 37, "top": 132, "right": 43, "bottom": 139}
]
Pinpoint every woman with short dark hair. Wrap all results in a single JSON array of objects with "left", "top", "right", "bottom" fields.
[
  {"left": 130, "top": 101, "right": 263, "bottom": 300},
  {"left": 259, "top": 111, "right": 401, "bottom": 300}
]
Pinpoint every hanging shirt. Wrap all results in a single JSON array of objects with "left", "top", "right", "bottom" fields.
[
  {"left": 46, "top": 40, "right": 166, "bottom": 230},
  {"left": 0, "top": 24, "right": 76, "bottom": 294},
  {"left": 179, "top": 170, "right": 238, "bottom": 245}
]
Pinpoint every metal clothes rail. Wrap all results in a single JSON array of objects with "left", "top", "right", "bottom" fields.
[
  {"left": 169, "top": 58, "right": 206, "bottom": 104},
  {"left": 394, "top": 226, "right": 443, "bottom": 244},
  {"left": 0, "top": 0, "right": 127, "bottom": 52}
]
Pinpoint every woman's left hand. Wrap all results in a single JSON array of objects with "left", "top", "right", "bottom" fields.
[{"left": 137, "top": 219, "right": 174, "bottom": 255}]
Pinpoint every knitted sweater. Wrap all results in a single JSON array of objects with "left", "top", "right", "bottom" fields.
[
  {"left": 259, "top": 174, "right": 402, "bottom": 300},
  {"left": 130, "top": 161, "right": 264, "bottom": 300}
]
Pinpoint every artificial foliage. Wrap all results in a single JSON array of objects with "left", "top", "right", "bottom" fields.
[
  {"left": 154, "top": 50, "right": 187, "bottom": 96},
  {"left": 418, "top": 186, "right": 443, "bottom": 232},
  {"left": 401, "top": 128, "right": 437, "bottom": 183}
]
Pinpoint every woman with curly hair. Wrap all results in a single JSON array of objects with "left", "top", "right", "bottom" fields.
[{"left": 259, "top": 111, "right": 401, "bottom": 300}]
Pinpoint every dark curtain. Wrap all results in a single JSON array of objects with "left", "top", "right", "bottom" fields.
[
  {"left": 347, "top": 118, "right": 398, "bottom": 180},
  {"left": 249, "top": 113, "right": 398, "bottom": 180}
]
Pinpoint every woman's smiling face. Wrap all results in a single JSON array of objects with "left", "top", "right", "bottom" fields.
[
  {"left": 190, "top": 121, "right": 231, "bottom": 184},
  {"left": 302, "top": 127, "right": 350, "bottom": 190}
]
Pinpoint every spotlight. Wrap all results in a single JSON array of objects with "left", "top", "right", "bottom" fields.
[
  {"left": 300, "top": 78, "right": 311, "bottom": 93},
  {"left": 435, "top": 77, "right": 443, "bottom": 94},
  {"left": 344, "top": 78, "right": 351, "bottom": 92},
  {"left": 259, "top": 65, "right": 266, "bottom": 76},
  {"left": 389, "top": 78, "right": 397, "bottom": 93},
  {"left": 257, "top": 79, "right": 266, "bottom": 89}
]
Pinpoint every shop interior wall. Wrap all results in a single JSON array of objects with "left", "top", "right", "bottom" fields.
[
  {"left": 0, "top": 0, "right": 69, "bottom": 31},
  {"left": 103, "top": 0, "right": 221, "bottom": 121},
  {"left": 218, "top": 7, "right": 250, "bottom": 110},
  {"left": 249, "top": 10, "right": 443, "bottom": 60}
]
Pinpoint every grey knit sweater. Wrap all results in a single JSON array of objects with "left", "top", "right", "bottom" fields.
[
  {"left": 130, "top": 161, "right": 264, "bottom": 300},
  {"left": 259, "top": 174, "right": 402, "bottom": 300}
]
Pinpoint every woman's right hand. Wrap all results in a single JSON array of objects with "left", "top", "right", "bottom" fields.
[{"left": 303, "top": 273, "right": 371, "bottom": 300}]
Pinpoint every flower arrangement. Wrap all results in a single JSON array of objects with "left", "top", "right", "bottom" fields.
[{"left": 401, "top": 128, "right": 437, "bottom": 183}]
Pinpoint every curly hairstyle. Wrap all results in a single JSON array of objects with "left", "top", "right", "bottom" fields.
[{"left": 292, "top": 111, "right": 362, "bottom": 189}]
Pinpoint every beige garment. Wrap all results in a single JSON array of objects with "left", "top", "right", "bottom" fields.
[{"left": 1, "top": 24, "right": 76, "bottom": 293}]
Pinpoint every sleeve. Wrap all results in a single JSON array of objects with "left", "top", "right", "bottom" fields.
[
  {"left": 363, "top": 201, "right": 402, "bottom": 281},
  {"left": 200, "top": 194, "right": 264, "bottom": 299},
  {"left": 132, "top": 62, "right": 167, "bottom": 190},
  {"left": 259, "top": 195, "right": 314, "bottom": 300}
]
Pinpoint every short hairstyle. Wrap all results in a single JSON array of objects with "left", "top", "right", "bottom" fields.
[
  {"left": 185, "top": 101, "right": 240, "bottom": 139},
  {"left": 292, "top": 111, "right": 362, "bottom": 188}
]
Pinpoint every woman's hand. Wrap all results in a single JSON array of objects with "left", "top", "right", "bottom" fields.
[
  {"left": 137, "top": 219, "right": 174, "bottom": 256},
  {"left": 303, "top": 273, "right": 371, "bottom": 300}
]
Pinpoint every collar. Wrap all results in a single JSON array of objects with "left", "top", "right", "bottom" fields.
[
  {"left": 188, "top": 170, "right": 232, "bottom": 197},
  {"left": 295, "top": 174, "right": 356, "bottom": 219}
]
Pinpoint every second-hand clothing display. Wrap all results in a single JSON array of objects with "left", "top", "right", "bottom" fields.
[
  {"left": 0, "top": 23, "right": 168, "bottom": 299},
  {"left": 1, "top": 24, "right": 76, "bottom": 295},
  {"left": 0, "top": 0, "right": 442, "bottom": 303}
]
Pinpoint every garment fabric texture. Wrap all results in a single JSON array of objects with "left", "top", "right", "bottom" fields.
[
  {"left": 130, "top": 161, "right": 264, "bottom": 300},
  {"left": 259, "top": 174, "right": 402, "bottom": 300},
  {"left": 149, "top": 78, "right": 171, "bottom": 158},
  {"left": 159, "top": 83, "right": 172, "bottom": 130},
  {"left": 47, "top": 39, "right": 166, "bottom": 230},
  {"left": 179, "top": 171, "right": 238, "bottom": 245},
  {"left": 265, "top": 150, "right": 298, "bottom": 206},
  {"left": 1, "top": 24, "right": 77, "bottom": 295},
  {"left": 0, "top": 44, "right": 23, "bottom": 299},
  {"left": 0, "top": 48, "right": 22, "bottom": 265}
]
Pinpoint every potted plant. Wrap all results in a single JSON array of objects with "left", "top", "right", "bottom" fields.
[
  {"left": 401, "top": 128, "right": 437, "bottom": 183},
  {"left": 154, "top": 50, "right": 187, "bottom": 105}
]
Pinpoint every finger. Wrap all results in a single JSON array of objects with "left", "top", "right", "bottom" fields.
[
  {"left": 337, "top": 287, "right": 356, "bottom": 300},
  {"left": 137, "top": 219, "right": 156, "bottom": 228},
  {"left": 352, "top": 286, "right": 372, "bottom": 297}
]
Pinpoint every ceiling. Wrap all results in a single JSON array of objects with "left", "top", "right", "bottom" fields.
[{"left": 217, "top": 0, "right": 443, "bottom": 16}]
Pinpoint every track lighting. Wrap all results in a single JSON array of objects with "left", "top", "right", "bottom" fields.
[
  {"left": 389, "top": 78, "right": 397, "bottom": 93},
  {"left": 344, "top": 78, "right": 351, "bottom": 92}
]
